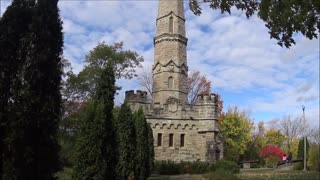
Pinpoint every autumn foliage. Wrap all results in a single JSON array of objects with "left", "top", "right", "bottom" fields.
[
  {"left": 259, "top": 145, "right": 284, "bottom": 160},
  {"left": 188, "top": 70, "right": 211, "bottom": 107}
]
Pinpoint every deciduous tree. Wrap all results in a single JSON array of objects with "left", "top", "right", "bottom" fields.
[
  {"left": 260, "top": 144, "right": 284, "bottom": 160},
  {"left": 137, "top": 69, "right": 217, "bottom": 108},
  {"left": 307, "top": 143, "right": 320, "bottom": 171},
  {"left": 279, "top": 116, "right": 303, "bottom": 154},
  {"left": 189, "top": 0, "right": 319, "bottom": 48},
  {"left": 265, "top": 129, "right": 285, "bottom": 147},
  {"left": 242, "top": 121, "right": 265, "bottom": 162},
  {"left": 137, "top": 67, "right": 153, "bottom": 100},
  {"left": 188, "top": 70, "right": 211, "bottom": 107},
  {"left": 220, "top": 107, "right": 253, "bottom": 162},
  {"left": 62, "top": 42, "right": 143, "bottom": 103},
  {"left": 260, "top": 144, "right": 284, "bottom": 167}
]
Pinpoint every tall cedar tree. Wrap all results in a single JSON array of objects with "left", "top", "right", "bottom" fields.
[
  {"left": 115, "top": 102, "right": 136, "bottom": 179},
  {"left": 134, "top": 108, "right": 149, "bottom": 180},
  {"left": 73, "top": 63, "right": 117, "bottom": 179},
  {"left": 297, "top": 138, "right": 309, "bottom": 159},
  {"left": 1, "top": 0, "right": 63, "bottom": 179},
  {"left": 147, "top": 124, "right": 155, "bottom": 177},
  {"left": 22, "top": 0, "right": 63, "bottom": 178},
  {"left": 0, "top": 0, "right": 33, "bottom": 178}
]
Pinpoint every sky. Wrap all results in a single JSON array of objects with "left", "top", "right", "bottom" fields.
[{"left": 1, "top": 0, "right": 319, "bottom": 129}]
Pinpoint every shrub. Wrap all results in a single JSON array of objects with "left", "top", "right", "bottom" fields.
[
  {"left": 188, "top": 161, "right": 209, "bottom": 174},
  {"left": 293, "top": 162, "right": 303, "bottom": 170},
  {"left": 214, "top": 160, "right": 240, "bottom": 174},
  {"left": 260, "top": 145, "right": 284, "bottom": 160},
  {"left": 207, "top": 169, "right": 238, "bottom": 180},
  {"left": 153, "top": 161, "right": 210, "bottom": 175},
  {"left": 265, "top": 157, "right": 279, "bottom": 168},
  {"left": 154, "top": 161, "right": 182, "bottom": 175}
]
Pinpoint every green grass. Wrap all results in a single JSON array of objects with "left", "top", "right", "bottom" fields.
[
  {"left": 148, "top": 175, "right": 203, "bottom": 180},
  {"left": 237, "top": 169, "right": 320, "bottom": 180},
  {"left": 56, "top": 167, "right": 319, "bottom": 180},
  {"left": 148, "top": 176, "right": 170, "bottom": 180}
]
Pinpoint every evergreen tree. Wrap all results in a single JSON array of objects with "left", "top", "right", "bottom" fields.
[
  {"left": 16, "top": 0, "right": 63, "bottom": 178},
  {"left": 0, "top": 0, "right": 33, "bottom": 178},
  {"left": 115, "top": 102, "right": 136, "bottom": 179},
  {"left": 295, "top": 137, "right": 310, "bottom": 170},
  {"left": 147, "top": 124, "right": 155, "bottom": 177},
  {"left": 297, "top": 138, "right": 309, "bottom": 159},
  {"left": 73, "top": 62, "right": 117, "bottom": 179},
  {"left": 1, "top": 0, "right": 63, "bottom": 179},
  {"left": 134, "top": 108, "right": 149, "bottom": 180}
]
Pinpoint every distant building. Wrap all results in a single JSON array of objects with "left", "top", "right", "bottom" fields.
[{"left": 125, "top": 0, "right": 222, "bottom": 162}]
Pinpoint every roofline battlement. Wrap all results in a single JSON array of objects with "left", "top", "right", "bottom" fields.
[
  {"left": 196, "top": 93, "right": 217, "bottom": 104},
  {"left": 125, "top": 90, "right": 148, "bottom": 103}
]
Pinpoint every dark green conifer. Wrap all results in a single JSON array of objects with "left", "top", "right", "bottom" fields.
[
  {"left": 115, "top": 102, "right": 136, "bottom": 179},
  {"left": 1, "top": 0, "right": 63, "bottom": 179},
  {"left": 73, "top": 62, "right": 117, "bottom": 179},
  {"left": 17, "top": 0, "right": 63, "bottom": 178},
  {"left": 0, "top": 0, "right": 33, "bottom": 177},
  {"left": 297, "top": 137, "right": 309, "bottom": 159},
  {"left": 134, "top": 108, "right": 149, "bottom": 180},
  {"left": 147, "top": 124, "right": 155, "bottom": 177}
]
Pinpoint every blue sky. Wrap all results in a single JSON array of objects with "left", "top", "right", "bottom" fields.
[{"left": 1, "top": 0, "right": 319, "bottom": 129}]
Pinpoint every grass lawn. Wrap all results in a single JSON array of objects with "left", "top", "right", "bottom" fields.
[
  {"left": 148, "top": 174, "right": 204, "bottom": 180},
  {"left": 237, "top": 168, "right": 320, "bottom": 180},
  {"left": 149, "top": 169, "right": 319, "bottom": 180},
  {"left": 56, "top": 168, "right": 319, "bottom": 180}
]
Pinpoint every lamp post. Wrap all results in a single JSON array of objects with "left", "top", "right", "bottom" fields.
[{"left": 302, "top": 105, "right": 307, "bottom": 171}]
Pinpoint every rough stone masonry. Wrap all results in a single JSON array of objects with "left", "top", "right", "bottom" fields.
[{"left": 125, "top": 0, "right": 223, "bottom": 162}]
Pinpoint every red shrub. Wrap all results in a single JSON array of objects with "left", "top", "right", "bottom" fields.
[{"left": 260, "top": 145, "right": 284, "bottom": 160}]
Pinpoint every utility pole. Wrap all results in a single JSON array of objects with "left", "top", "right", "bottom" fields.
[{"left": 302, "top": 105, "right": 307, "bottom": 171}]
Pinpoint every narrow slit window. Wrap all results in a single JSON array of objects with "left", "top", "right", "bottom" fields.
[
  {"left": 180, "top": 134, "right": 185, "bottom": 147},
  {"left": 169, "top": 16, "right": 173, "bottom": 33},
  {"left": 168, "top": 77, "right": 173, "bottom": 90},
  {"left": 169, "top": 133, "right": 174, "bottom": 147},
  {"left": 157, "top": 133, "right": 162, "bottom": 146}
]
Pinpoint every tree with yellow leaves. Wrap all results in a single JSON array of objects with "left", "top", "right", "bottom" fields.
[{"left": 220, "top": 107, "right": 253, "bottom": 162}]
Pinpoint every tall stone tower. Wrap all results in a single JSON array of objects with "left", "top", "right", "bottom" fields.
[
  {"left": 125, "top": 0, "right": 223, "bottom": 163},
  {"left": 152, "top": 0, "right": 188, "bottom": 105}
]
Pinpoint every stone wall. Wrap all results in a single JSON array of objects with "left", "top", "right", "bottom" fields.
[
  {"left": 125, "top": 90, "right": 223, "bottom": 162},
  {"left": 148, "top": 118, "right": 222, "bottom": 162}
]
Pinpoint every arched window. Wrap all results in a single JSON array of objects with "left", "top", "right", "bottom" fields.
[
  {"left": 168, "top": 77, "right": 173, "bottom": 89},
  {"left": 169, "top": 16, "right": 173, "bottom": 33}
]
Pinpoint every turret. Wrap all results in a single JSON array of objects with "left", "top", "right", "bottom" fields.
[{"left": 152, "top": 0, "right": 188, "bottom": 105}]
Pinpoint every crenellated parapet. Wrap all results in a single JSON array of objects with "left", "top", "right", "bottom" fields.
[
  {"left": 125, "top": 90, "right": 151, "bottom": 114},
  {"left": 196, "top": 93, "right": 217, "bottom": 104},
  {"left": 125, "top": 90, "right": 149, "bottom": 103}
]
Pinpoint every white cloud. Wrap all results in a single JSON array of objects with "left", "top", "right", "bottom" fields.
[{"left": 1, "top": 1, "right": 319, "bottom": 127}]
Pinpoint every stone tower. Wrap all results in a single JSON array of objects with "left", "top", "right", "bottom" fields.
[
  {"left": 152, "top": 0, "right": 188, "bottom": 105},
  {"left": 125, "top": 0, "right": 223, "bottom": 163}
]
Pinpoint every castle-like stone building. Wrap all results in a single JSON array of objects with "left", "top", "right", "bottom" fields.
[{"left": 125, "top": 0, "right": 222, "bottom": 162}]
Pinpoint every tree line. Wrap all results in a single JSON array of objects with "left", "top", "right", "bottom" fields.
[
  {"left": 219, "top": 108, "right": 319, "bottom": 170},
  {"left": 71, "top": 60, "right": 154, "bottom": 179}
]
